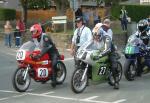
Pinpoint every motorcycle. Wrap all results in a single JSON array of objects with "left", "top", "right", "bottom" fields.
[
  {"left": 124, "top": 34, "right": 150, "bottom": 81},
  {"left": 71, "top": 40, "right": 122, "bottom": 93},
  {"left": 12, "top": 41, "right": 67, "bottom": 92}
]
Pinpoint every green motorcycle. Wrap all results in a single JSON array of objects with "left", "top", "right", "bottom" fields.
[{"left": 71, "top": 41, "right": 122, "bottom": 93}]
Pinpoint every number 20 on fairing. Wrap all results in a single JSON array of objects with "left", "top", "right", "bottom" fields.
[{"left": 16, "top": 50, "right": 26, "bottom": 60}]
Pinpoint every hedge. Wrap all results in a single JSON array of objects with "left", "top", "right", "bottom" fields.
[
  {"left": 0, "top": 8, "right": 16, "bottom": 20},
  {"left": 111, "top": 5, "right": 150, "bottom": 22}
]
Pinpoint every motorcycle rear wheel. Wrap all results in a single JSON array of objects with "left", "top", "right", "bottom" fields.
[
  {"left": 56, "top": 61, "right": 67, "bottom": 84},
  {"left": 71, "top": 68, "right": 87, "bottom": 93},
  {"left": 124, "top": 60, "right": 136, "bottom": 81},
  {"left": 12, "top": 68, "right": 31, "bottom": 92}
]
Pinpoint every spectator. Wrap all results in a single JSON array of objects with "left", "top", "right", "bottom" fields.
[
  {"left": 70, "top": 17, "right": 92, "bottom": 66},
  {"left": 93, "top": 9, "right": 101, "bottom": 26},
  {"left": 14, "top": 26, "right": 21, "bottom": 48},
  {"left": 119, "top": 6, "right": 128, "bottom": 31},
  {"left": 83, "top": 9, "right": 91, "bottom": 26},
  {"left": 4, "top": 20, "right": 12, "bottom": 48},
  {"left": 16, "top": 19, "right": 25, "bottom": 44}
]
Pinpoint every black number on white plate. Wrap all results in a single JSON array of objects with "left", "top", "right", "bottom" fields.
[{"left": 98, "top": 66, "right": 106, "bottom": 75}]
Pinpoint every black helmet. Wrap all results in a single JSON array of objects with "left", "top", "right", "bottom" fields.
[{"left": 137, "top": 19, "right": 149, "bottom": 33}]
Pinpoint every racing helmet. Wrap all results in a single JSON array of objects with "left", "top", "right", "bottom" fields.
[
  {"left": 137, "top": 19, "right": 149, "bottom": 33},
  {"left": 30, "top": 24, "right": 42, "bottom": 38}
]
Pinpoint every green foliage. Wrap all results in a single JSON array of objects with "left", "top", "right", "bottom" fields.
[
  {"left": 0, "top": 8, "right": 16, "bottom": 20},
  {"left": 27, "top": 0, "right": 51, "bottom": 9},
  {"left": 111, "top": 5, "right": 150, "bottom": 22}
]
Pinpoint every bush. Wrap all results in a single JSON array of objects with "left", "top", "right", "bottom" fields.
[
  {"left": 111, "top": 5, "right": 150, "bottom": 22},
  {"left": 0, "top": 8, "right": 16, "bottom": 20}
]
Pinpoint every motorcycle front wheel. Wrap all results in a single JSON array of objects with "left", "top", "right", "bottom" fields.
[
  {"left": 124, "top": 60, "right": 136, "bottom": 81},
  {"left": 71, "top": 68, "right": 87, "bottom": 93},
  {"left": 12, "top": 68, "right": 31, "bottom": 92}
]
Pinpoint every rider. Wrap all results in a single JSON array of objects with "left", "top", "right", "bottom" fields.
[
  {"left": 30, "top": 24, "right": 60, "bottom": 86},
  {"left": 135, "top": 19, "right": 150, "bottom": 76},
  {"left": 136, "top": 19, "right": 150, "bottom": 45},
  {"left": 92, "top": 19, "right": 120, "bottom": 89}
]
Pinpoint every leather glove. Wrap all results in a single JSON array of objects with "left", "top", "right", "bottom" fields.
[{"left": 32, "top": 54, "right": 41, "bottom": 60}]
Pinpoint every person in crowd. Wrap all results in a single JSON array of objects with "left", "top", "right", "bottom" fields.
[
  {"left": 70, "top": 17, "right": 92, "bottom": 66},
  {"left": 93, "top": 9, "right": 101, "bottom": 26},
  {"left": 16, "top": 19, "right": 25, "bottom": 44},
  {"left": 14, "top": 26, "right": 21, "bottom": 48},
  {"left": 4, "top": 20, "right": 12, "bottom": 48},
  {"left": 120, "top": 6, "right": 128, "bottom": 31},
  {"left": 83, "top": 9, "right": 91, "bottom": 26}
]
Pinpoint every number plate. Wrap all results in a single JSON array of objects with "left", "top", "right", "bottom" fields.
[
  {"left": 16, "top": 50, "right": 26, "bottom": 60},
  {"left": 38, "top": 68, "right": 49, "bottom": 78},
  {"left": 98, "top": 66, "right": 107, "bottom": 75}
]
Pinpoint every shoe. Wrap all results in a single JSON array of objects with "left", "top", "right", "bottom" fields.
[{"left": 114, "top": 82, "right": 119, "bottom": 89}]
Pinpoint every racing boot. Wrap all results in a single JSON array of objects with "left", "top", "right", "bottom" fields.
[
  {"left": 51, "top": 69, "right": 57, "bottom": 88},
  {"left": 114, "top": 76, "right": 119, "bottom": 89}
]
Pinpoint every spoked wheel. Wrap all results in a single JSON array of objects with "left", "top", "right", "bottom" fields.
[
  {"left": 56, "top": 61, "right": 67, "bottom": 84},
  {"left": 12, "top": 68, "right": 31, "bottom": 92},
  {"left": 71, "top": 68, "right": 87, "bottom": 93},
  {"left": 124, "top": 60, "right": 136, "bottom": 81},
  {"left": 108, "top": 61, "right": 122, "bottom": 86}
]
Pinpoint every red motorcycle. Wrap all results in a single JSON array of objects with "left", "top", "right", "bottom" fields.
[{"left": 12, "top": 41, "right": 67, "bottom": 92}]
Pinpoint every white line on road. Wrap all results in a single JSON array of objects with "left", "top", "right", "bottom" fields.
[
  {"left": 0, "top": 98, "right": 9, "bottom": 101},
  {"left": 12, "top": 93, "right": 27, "bottom": 98},
  {"left": 113, "top": 99, "right": 126, "bottom": 103},
  {"left": 27, "top": 92, "right": 112, "bottom": 103},
  {"left": 82, "top": 96, "right": 99, "bottom": 100},
  {"left": 0, "top": 90, "right": 18, "bottom": 94},
  {"left": 42, "top": 91, "right": 55, "bottom": 95},
  {"left": 0, "top": 90, "right": 126, "bottom": 103}
]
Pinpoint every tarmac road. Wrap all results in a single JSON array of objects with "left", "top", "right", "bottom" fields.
[{"left": 0, "top": 45, "right": 150, "bottom": 103}]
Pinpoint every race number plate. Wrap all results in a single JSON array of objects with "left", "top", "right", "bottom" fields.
[
  {"left": 16, "top": 50, "right": 26, "bottom": 60},
  {"left": 98, "top": 66, "right": 107, "bottom": 75},
  {"left": 38, "top": 68, "right": 49, "bottom": 78}
]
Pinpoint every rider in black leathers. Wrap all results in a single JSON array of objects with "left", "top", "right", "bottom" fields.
[
  {"left": 30, "top": 24, "right": 60, "bottom": 86},
  {"left": 135, "top": 19, "right": 150, "bottom": 76}
]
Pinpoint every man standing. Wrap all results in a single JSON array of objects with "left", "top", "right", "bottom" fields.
[
  {"left": 70, "top": 17, "right": 92, "bottom": 65},
  {"left": 120, "top": 6, "right": 128, "bottom": 31}
]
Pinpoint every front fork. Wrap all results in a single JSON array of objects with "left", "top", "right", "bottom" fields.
[
  {"left": 81, "top": 64, "right": 88, "bottom": 81},
  {"left": 23, "top": 64, "right": 30, "bottom": 80}
]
